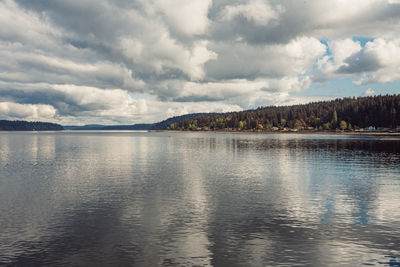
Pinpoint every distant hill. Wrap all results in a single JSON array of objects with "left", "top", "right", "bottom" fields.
[
  {"left": 63, "top": 124, "right": 105, "bottom": 130},
  {"left": 0, "top": 120, "right": 64, "bottom": 131},
  {"left": 64, "top": 123, "right": 152, "bottom": 130},
  {"left": 64, "top": 114, "right": 217, "bottom": 131},
  {"left": 102, "top": 124, "right": 152, "bottom": 130}
]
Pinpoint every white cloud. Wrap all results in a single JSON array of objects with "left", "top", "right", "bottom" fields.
[
  {"left": 0, "top": 0, "right": 62, "bottom": 46},
  {"left": 310, "top": 0, "right": 377, "bottom": 26},
  {"left": 334, "top": 38, "right": 400, "bottom": 85},
  {"left": 220, "top": 0, "right": 283, "bottom": 26},
  {"left": 0, "top": 102, "right": 57, "bottom": 121},
  {"left": 119, "top": 35, "right": 217, "bottom": 81},
  {"left": 263, "top": 76, "right": 312, "bottom": 93},
  {"left": 0, "top": 42, "right": 145, "bottom": 90},
  {"left": 317, "top": 37, "right": 400, "bottom": 85},
  {"left": 0, "top": 82, "right": 242, "bottom": 124},
  {"left": 154, "top": 0, "right": 212, "bottom": 36},
  {"left": 206, "top": 37, "right": 325, "bottom": 81},
  {"left": 51, "top": 84, "right": 135, "bottom": 109},
  {"left": 294, "top": 0, "right": 400, "bottom": 39},
  {"left": 318, "top": 39, "right": 362, "bottom": 74},
  {"left": 166, "top": 76, "right": 313, "bottom": 108},
  {"left": 364, "top": 88, "right": 376, "bottom": 96}
]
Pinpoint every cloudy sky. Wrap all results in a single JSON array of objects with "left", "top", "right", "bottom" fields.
[{"left": 1, "top": 0, "right": 400, "bottom": 125}]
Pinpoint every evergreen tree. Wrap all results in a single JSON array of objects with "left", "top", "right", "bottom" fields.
[{"left": 168, "top": 95, "right": 400, "bottom": 132}]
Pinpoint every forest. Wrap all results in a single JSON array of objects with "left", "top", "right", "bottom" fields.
[
  {"left": 169, "top": 95, "right": 400, "bottom": 131},
  {"left": 0, "top": 120, "right": 64, "bottom": 131}
]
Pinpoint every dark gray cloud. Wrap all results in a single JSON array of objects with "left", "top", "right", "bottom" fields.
[
  {"left": 209, "top": 0, "right": 400, "bottom": 44},
  {"left": 337, "top": 52, "right": 382, "bottom": 74},
  {"left": 0, "top": 87, "right": 117, "bottom": 116}
]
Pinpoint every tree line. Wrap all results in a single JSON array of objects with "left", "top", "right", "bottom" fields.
[
  {"left": 169, "top": 95, "right": 400, "bottom": 131},
  {"left": 0, "top": 120, "right": 64, "bottom": 131}
]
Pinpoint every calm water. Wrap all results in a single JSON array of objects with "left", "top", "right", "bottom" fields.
[{"left": 0, "top": 131, "right": 400, "bottom": 266}]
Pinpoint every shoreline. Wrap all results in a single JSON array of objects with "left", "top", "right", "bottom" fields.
[
  {"left": 150, "top": 130, "right": 400, "bottom": 136},
  {"left": 2, "top": 129, "right": 399, "bottom": 136}
]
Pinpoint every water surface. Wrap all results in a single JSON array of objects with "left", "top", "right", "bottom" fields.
[{"left": 0, "top": 131, "right": 400, "bottom": 266}]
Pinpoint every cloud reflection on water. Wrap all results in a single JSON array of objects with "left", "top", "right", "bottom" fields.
[{"left": 0, "top": 132, "right": 399, "bottom": 266}]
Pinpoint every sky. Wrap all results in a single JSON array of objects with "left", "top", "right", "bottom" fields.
[{"left": 0, "top": 0, "right": 400, "bottom": 125}]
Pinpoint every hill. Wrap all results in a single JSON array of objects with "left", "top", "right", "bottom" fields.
[
  {"left": 170, "top": 95, "right": 400, "bottom": 131},
  {"left": 102, "top": 124, "right": 152, "bottom": 130},
  {"left": 0, "top": 120, "right": 64, "bottom": 131},
  {"left": 150, "top": 113, "right": 218, "bottom": 130},
  {"left": 63, "top": 124, "right": 152, "bottom": 130},
  {"left": 64, "top": 114, "right": 218, "bottom": 131},
  {"left": 63, "top": 124, "right": 105, "bottom": 130}
]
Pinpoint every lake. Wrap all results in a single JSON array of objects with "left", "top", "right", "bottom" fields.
[{"left": 0, "top": 131, "right": 400, "bottom": 266}]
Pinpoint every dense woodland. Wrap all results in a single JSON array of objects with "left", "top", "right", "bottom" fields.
[
  {"left": 0, "top": 120, "right": 64, "bottom": 131},
  {"left": 150, "top": 113, "right": 218, "bottom": 130},
  {"left": 169, "top": 95, "right": 400, "bottom": 131}
]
